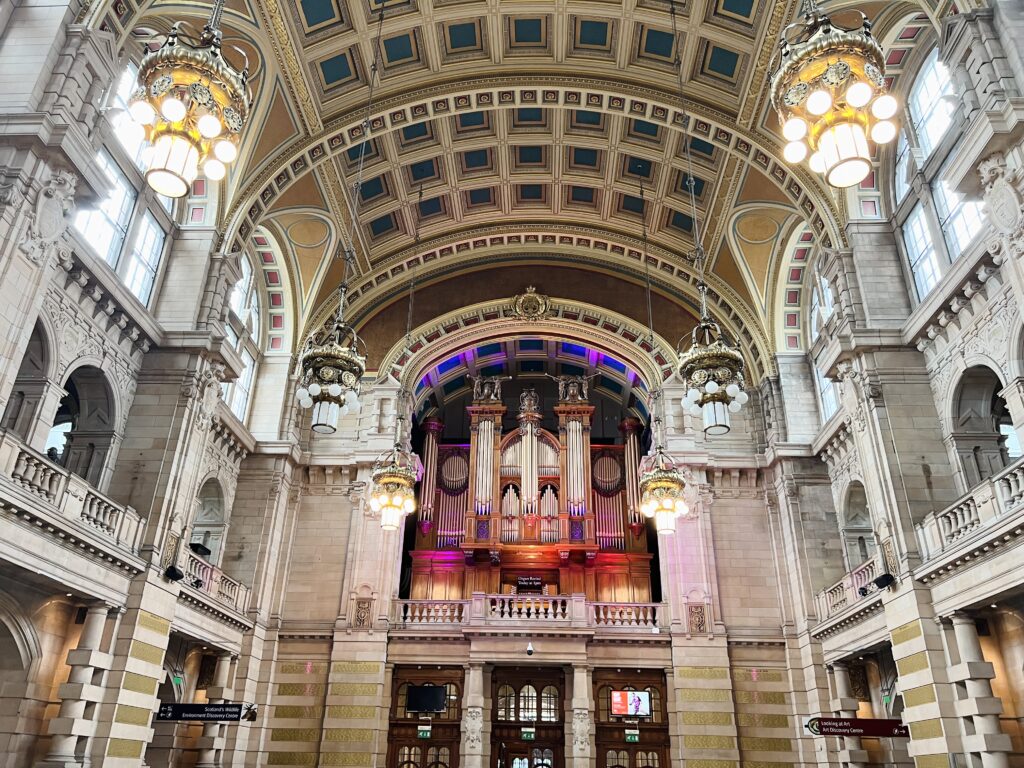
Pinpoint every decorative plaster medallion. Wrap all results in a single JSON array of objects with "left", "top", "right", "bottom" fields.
[
  {"left": 986, "top": 178, "right": 1021, "bottom": 234},
  {"left": 509, "top": 285, "right": 553, "bottom": 320}
]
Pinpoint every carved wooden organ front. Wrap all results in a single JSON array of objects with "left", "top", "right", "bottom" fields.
[{"left": 409, "top": 380, "right": 653, "bottom": 603}]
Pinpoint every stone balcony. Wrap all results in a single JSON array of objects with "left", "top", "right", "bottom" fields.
[
  {"left": 815, "top": 551, "right": 884, "bottom": 622},
  {"left": 391, "top": 593, "right": 667, "bottom": 637},
  {"left": 0, "top": 429, "right": 145, "bottom": 587},
  {"left": 180, "top": 548, "right": 250, "bottom": 617},
  {"left": 913, "top": 457, "right": 1024, "bottom": 611}
]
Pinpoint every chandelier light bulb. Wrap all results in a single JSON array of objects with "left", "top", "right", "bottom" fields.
[
  {"left": 735, "top": 391, "right": 749, "bottom": 405},
  {"left": 197, "top": 113, "right": 223, "bottom": 139},
  {"left": 117, "top": 119, "right": 146, "bottom": 146},
  {"left": 340, "top": 404, "right": 350, "bottom": 417},
  {"left": 327, "top": 383, "right": 343, "bottom": 398},
  {"left": 689, "top": 404, "right": 702, "bottom": 417},
  {"left": 783, "top": 141, "right": 808, "bottom": 163},
  {"left": 845, "top": 81, "right": 874, "bottom": 108},
  {"left": 160, "top": 95, "right": 187, "bottom": 123},
  {"left": 296, "top": 387, "right": 309, "bottom": 401},
  {"left": 307, "top": 382, "right": 322, "bottom": 397},
  {"left": 728, "top": 401, "right": 742, "bottom": 413},
  {"left": 686, "top": 388, "right": 701, "bottom": 402},
  {"left": 202, "top": 158, "right": 226, "bottom": 181},
  {"left": 300, "top": 397, "right": 313, "bottom": 409},
  {"left": 369, "top": 497, "right": 382, "bottom": 512},
  {"left": 674, "top": 499, "right": 688, "bottom": 516},
  {"left": 214, "top": 139, "right": 238, "bottom": 163},
  {"left": 704, "top": 380, "right": 719, "bottom": 394},
  {"left": 782, "top": 117, "right": 808, "bottom": 142},
  {"left": 129, "top": 99, "right": 157, "bottom": 125},
  {"left": 870, "top": 119, "right": 897, "bottom": 144},
  {"left": 808, "top": 152, "right": 826, "bottom": 173},
  {"left": 725, "top": 383, "right": 740, "bottom": 398},
  {"left": 805, "top": 89, "right": 832, "bottom": 116},
  {"left": 871, "top": 94, "right": 898, "bottom": 120}
]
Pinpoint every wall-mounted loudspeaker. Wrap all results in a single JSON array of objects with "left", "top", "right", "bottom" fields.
[{"left": 164, "top": 566, "right": 185, "bottom": 582}]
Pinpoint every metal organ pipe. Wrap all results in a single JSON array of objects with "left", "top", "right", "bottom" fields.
[
  {"left": 521, "top": 422, "right": 538, "bottom": 516},
  {"left": 418, "top": 420, "right": 443, "bottom": 527},
  {"left": 567, "top": 419, "right": 586, "bottom": 514},
  {"left": 475, "top": 418, "right": 494, "bottom": 514}
]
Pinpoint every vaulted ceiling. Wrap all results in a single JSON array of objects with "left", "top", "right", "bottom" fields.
[{"left": 88, "top": 0, "right": 965, "bottom": 374}]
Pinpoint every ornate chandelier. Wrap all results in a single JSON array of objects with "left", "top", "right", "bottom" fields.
[
  {"left": 123, "top": 0, "right": 251, "bottom": 198},
  {"left": 371, "top": 391, "right": 422, "bottom": 531},
  {"left": 770, "top": 2, "right": 898, "bottom": 188},
  {"left": 295, "top": 279, "right": 365, "bottom": 434},
  {"left": 678, "top": 282, "right": 748, "bottom": 436},
  {"left": 638, "top": 392, "right": 688, "bottom": 536}
]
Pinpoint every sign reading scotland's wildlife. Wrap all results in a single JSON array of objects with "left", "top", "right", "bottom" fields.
[{"left": 155, "top": 703, "right": 243, "bottom": 722}]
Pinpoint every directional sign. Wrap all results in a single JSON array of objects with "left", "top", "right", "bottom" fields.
[
  {"left": 155, "top": 703, "right": 243, "bottom": 722},
  {"left": 417, "top": 724, "right": 432, "bottom": 739},
  {"left": 625, "top": 729, "right": 640, "bottom": 744},
  {"left": 803, "top": 717, "right": 909, "bottom": 738},
  {"left": 521, "top": 726, "right": 536, "bottom": 741}
]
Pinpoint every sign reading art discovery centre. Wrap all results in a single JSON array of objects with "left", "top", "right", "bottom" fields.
[
  {"left": 155, "top": 703, "right": 244, "bottom": 722},
  {"left": 803, "top": 717, "right": 909, "bottom": 738}
]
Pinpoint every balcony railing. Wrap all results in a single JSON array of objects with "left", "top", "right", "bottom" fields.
[
  {"left": 182, "top": 548, "right": 250, "bottom": 614},
  {"left": 392, "top": 594, "right": 664, "bottom": 632},
  {"left": 815, "top": 552, "right": 882, "bottom": 621},
  {"left": 915, "top": 457, "right": 1024, "bottom": 562},
  {"left": 0, "top": 430, "right": 143, "bottom": 554}
]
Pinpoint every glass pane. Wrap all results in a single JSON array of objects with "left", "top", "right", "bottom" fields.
[
  {"left": 904, "top": 204, "right": 941, "bottom": 299},
  {"left": 498, "top": 684, "right": 515, "bottom": 720},
  {"left": 910, "top": 50, "right": 955, "bottom": 157},
  {"left": 110, "top": 65, "right": 148, "bottom": 170},
  {"left": 230, "top": 349, "right": 256, "bottom": 420},
  {"left": 123, "top": 211, "right": 165, "bottom": 306},
  {"left": 519, "top": 684, "right": 537, "bottom": 721},
  {"left": 894, "top": 132, "right": 910, "bottom": 203},
  {"left": 73, "top": 152, "right": 137, "bottom": 266},
  {"left": 540, "top": 686, "right": 558, "bottom": 722},
  {"left": 934, "top": 178, "right": 985, "bottom": 257}
]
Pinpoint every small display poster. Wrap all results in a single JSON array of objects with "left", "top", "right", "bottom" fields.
[{"left": 516, "top": 576, "right": 543, "bottom": 593}]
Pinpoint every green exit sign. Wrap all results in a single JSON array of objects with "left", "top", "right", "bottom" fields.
[
  {"left": 625, "top": 729, "right": 640, "bottom": 744},
  {"left": 521, "top": 727, "right": 536, "bottom": 741},
  {"left": 417, "top": 725, "right": 432, "bottom": 739}
]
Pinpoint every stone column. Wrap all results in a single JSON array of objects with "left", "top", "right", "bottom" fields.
[
  {"left": 569, "top": 664, "right": 592, "bottom": 768},
  {"left": 950, "top": 612, "right": 1012, "bottom": 768},
  {"left": 37, "top": 604, "right": 111, "bottom": 767},
  {"left": 830, "top": 662, "right": 867, "bottom": 768},
  {"left": 196, "top": 653, "right": 233, "bottom": 768},
  {"left": 461, "top": 662, "right": 485, "bottom": 768}
]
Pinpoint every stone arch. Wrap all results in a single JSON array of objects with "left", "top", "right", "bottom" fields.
[
  {"left": 0, "top": 588, "right": 44, "bottom": 763},
  {"left": 191, "top": 477, "right": 229, "bottom": 566},
  {"left": 51, "top": 364, "right": 118, "bottom": 488},
  {"left": 1, "top": 321, "right": 54, "bottom": 442},
  {"left": 948, "top": 364, "right": 1015, "bottom": 490},
  {"left": 221, "top": 78, "right": 846, "bottom": 251},
  {"left": 383, "top": 300, "right": 676, "bottom": 398},
  {"left": 840, "top": 481, "right": 877, "bottom": 569}
]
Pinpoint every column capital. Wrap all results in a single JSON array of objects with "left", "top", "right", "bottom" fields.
[{"left": 423, "top": 417, "right": 445, "bottom": 435}]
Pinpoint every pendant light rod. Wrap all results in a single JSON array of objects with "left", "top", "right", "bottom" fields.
[{"left": 205, "top": 0, "right": 226, "bottom": 37}]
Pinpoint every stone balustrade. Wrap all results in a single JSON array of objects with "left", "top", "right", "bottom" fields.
[
  {"left": 815, "top": 552, "right": 882, "bottom": 620},
  {"left": 0, "top": 429, "right": 143, "bottom": 554},
  {"left": 182, "top": 548, "right": 250, "bottom": 614},
  {"left": 392, "top": 594, "right": 665, "bottom": 632},
  {"left": 915, "top": 456, "right": 1024, "bottom": 562}
]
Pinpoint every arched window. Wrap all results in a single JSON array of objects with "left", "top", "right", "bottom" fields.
[
  {"left": 72, "top": 64, "right": 175, "bottom": 308},
  {"left": 397, "top": 745, "right": 421, "bottom": 768},
  {"left": 933, "top": 176, "right": 985, "bottom": 257},
  {"left": 51, "top": 366, "right": 117, "bottom": 488},
  {"left": 606, "top": 750, "right": 629, "bottom": 768},
  {"left": 893, "top": 132, "right": 911, "bottom": 203},
  {"left": 426, "top": 746, "right": 450, "bottom": 768},
  {"left": 531, "top": 748, "right": 553, "bottom": 768},
  {"left": 908, "top": 49, "right": 955, "bottom": 158},
  {"left": 518, "top": 684, "right": 538, "bottom": 721},
  {"left": 221, "top": 253, "right": 262, "bottom": 423},
  {"left": 951, "top": 366, "right": 1016, "bottom": 489},
  {"left": 644, "top": 686, "right": 662, "bottom": 724},
  {"left": 636, "top": 752, "right": 660, "bottom": 768},
  {"left": 842, "top": 482, "right": 876, "bottom": 569},
  {"left": 497, "top": 684, "right": 515, "bottom": 720},
  {"left": 540, "top": 685, "right": 559, "bottom": 722}
]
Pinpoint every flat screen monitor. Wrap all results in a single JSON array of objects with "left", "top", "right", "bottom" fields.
[
  {"left": 610, "top": 690, "right": 651, "bottom": 717},
  {"left": 406, "top": 685, "right": 447, "bottom": 713}
]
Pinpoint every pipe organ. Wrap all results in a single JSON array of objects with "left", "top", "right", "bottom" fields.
[{"left": 409, "top": 376, "right": 653, "bottom": 603}]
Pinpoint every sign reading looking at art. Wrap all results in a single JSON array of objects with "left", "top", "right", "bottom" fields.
[
  {"left": 610, "top": 690, "right": 651, "bottom": 717},
  {"left": 803, "top": 717, "right": 909, "bottom": 738}
]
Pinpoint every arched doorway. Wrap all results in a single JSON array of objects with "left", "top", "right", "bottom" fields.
[
  {"left": 191, "top": 479, "right": 228, "bottom": 566},
  {"left": 50, "top": 366, "right": 117, "bottom": 488},
  {"left": 950, "top": 366, "right": 1018, "bottom": 489},
  {"left": 0, "top": 608, "right": 41, "bottom": 766},
  {"left": 0, "top": 322, "right": 51, "bottom": 443},
  {"left": 841, "top": 482, "right": 876, "bottom": 569}
]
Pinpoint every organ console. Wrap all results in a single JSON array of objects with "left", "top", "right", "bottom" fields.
[{"left": 408, "top": 376, "right": 654, "bottom": 603}]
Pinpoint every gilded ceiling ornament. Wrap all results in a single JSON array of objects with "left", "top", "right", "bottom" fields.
[{"left": 509, "top": 286, "right": 553, "bottom": 320}]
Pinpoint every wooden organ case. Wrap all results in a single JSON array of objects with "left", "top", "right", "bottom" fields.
[{"left": 409, "top": 378, "right": 652, "bottom": 602}]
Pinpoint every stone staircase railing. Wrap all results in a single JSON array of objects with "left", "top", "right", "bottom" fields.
[
  {"left": 0, "top": 429, "right": 143, "bottom": 554},
  {"left": 915, "top": 456, "right": 1024, "bottom": 562}
]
